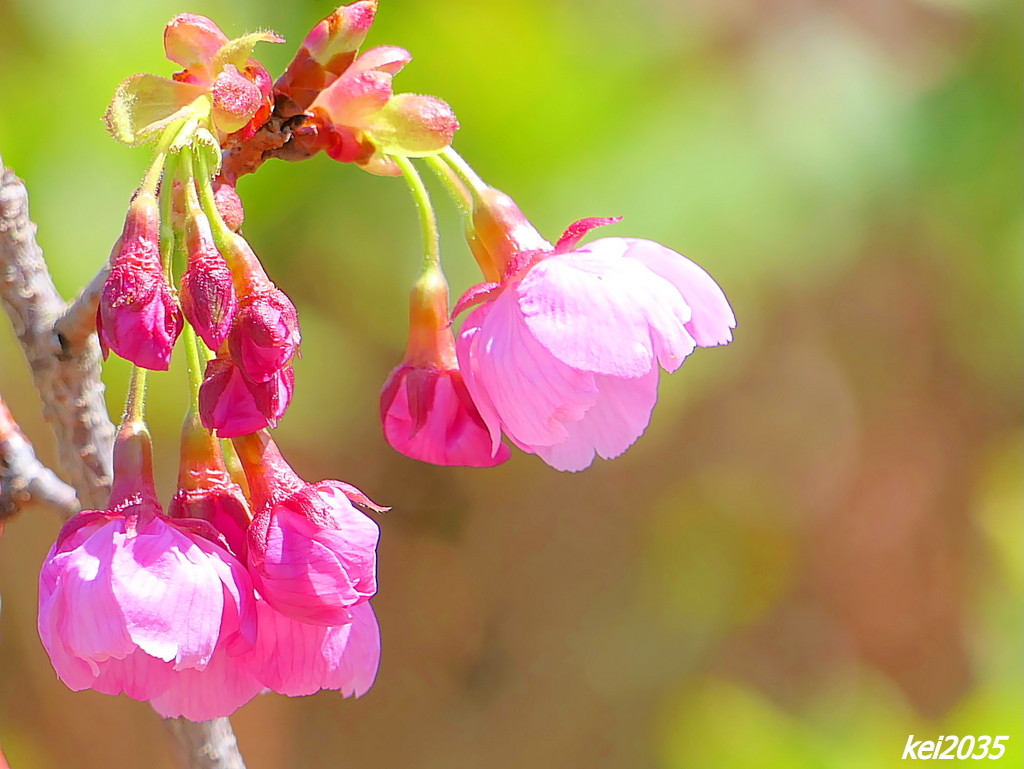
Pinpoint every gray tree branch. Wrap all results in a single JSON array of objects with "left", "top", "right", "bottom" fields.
[
  {"left": 0, "top": 397, "right": 80, "bottom": 520},
  {"left": 0, "top": 153, "right": 248, "bottom": 769}
]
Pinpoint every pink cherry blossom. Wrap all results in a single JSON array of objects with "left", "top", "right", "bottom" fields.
[
  {"left": 37, "top": 428, "right": 258, "bottom": 716},
  {"left": 199, "top": 357, "right": 294, "bottom": 438},
  {"left": 456, "top": 222, "right": 735, "bottom": 472}
]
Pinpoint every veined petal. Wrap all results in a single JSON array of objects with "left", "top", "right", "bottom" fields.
[
  {"left": 616, "top": 237, "right": 736, "bottom": 348},
  {"left": 534, "top": 368, "right": 659, "bottom": 472},
  {"left": 104, "top": 74, "right": 208, "bottom": 146},
  {"left": 321, "top": 602, "right": 381, "bottom": 697},
  {"left": 109, "top": 518, "right": 224, "bottom": 670},
  {"left": 466, "top": 288, "right": 599, "bottom": 448},
  {"left": 149, "top": 642, "right": 263, "bottom": 720},
  {"left": 517, "top": 250, "right": 694, "bottom": 378}
]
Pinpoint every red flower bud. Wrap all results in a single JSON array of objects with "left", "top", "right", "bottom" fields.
[
  {"left": 181, "top": 208, "right": 238, "bottom": 350},
  {"left": 98, "top": 191, "right": 183, "bottom": 370},
  {"left": 380, "top": 269, "right": 509, "bottom": 467},
  {"left": 199, "top": 357, "right": 294, "bottom": 438},
  {"left": 228, "top": 290, "right": 301, "bottom": 383}
]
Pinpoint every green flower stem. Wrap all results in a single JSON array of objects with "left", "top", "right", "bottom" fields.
[
  {"left": 140, "top": 119, "right": 186, "bottom": 195},
  {"left": 425, "top": 155, "right": 472, "bottom": 218},
  {"left": 183, "top": 322, "right": 206, "bottom": 404},
  {"left": 158, "top": 152, "right": 179, "bottom": 280},
  {"left": 123, "top": 365, "right": 149, "bottom": 425},
  {"left": 193, "top": 147, "right": 235, "bottom": 255},
  {"left": 439, "top": 148, "right": 488, "bottom": 198},
  {"left": 393, "top": 155, "right": 442, "bottom": 273}
]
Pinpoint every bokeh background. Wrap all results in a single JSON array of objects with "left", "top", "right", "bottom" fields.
[{"left": 0, "top": 0, "right": 1020, "bottom": 766}]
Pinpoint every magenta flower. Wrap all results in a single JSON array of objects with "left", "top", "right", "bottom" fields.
[
  {"left": 456, "top": 219, "right": 735, "bottom": 471},
  {"left": 199, "top": 357, "right": 294, "bottom": 438},
  {"left": 37, "top": 422, "right": 259, "bottom": 718},
  {"left": 380, "top": 268, "right": 509, "bottom": 467},
  {"left": 234, "top": 432, "right": 382, "bottom": 626},
  {"left": 97, "top": 190, "right": 183, "bottom": 370},
  {"left": 244, "top": 599, "right": 380, "bottom": 697}
]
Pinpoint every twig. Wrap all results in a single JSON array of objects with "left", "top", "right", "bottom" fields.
[
  {"left": 0, "top": 153, "right": 248, "bottom": 769},
  {"left": 0, "top": 155, "right": 114, "bottom": 509},
  {"left": 0, "top": 397, "right": 80, "bottom": 520},
  {"left": 165, "top": 719, "right": 247, "bottom": 769}
]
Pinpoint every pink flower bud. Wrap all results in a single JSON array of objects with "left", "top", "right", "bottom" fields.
[
  {"left": 199, "top": 358, "right": 294, "bottom": 438},
  {"left": 228, "top": 289, "right": 301, "bottom": 383},
  {"left": 380, "top": 269, "right": 509, "bottom": 467},
  {"left": 181, "top": 208, "right": 238, "bottom": 351},
  {"left": 169, "top": 412, "right": 252, "bottom": 559},
  {"left": 233, "top": 432, "right": 382, "bottom": 626},
  {"left": 98, "top": 191, "right": 183, "bottom": 370}
]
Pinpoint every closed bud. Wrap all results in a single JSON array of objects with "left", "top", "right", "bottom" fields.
[
  {"left": 181, "top": 208, "right": 238, "bottom": 350},
  {"left": 199, "top": 358, "right": 295, "bottom": 438},
  {"left": 98, "top": 191, "right": 183, "bottom": 370},
  {"left": 228, "top": 289, "right": 301, "bottom": 383},
  {"left": 380, "top": 269, "right": 509, "bottom": 467}
]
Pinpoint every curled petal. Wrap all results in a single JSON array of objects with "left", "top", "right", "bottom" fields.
[
  {"left": 352, "top": 45, "right": 411, "bottom": 75},
  {"left": 616, "top": 237, "right": 737, "bottom": 348},
  {"left": 164, "top": 14, "right": 229, "bottom": 71},
  {"left": 213, "top": 31, "right": 285, "bottom": 74},
  {"left": 314, "top": 68, "right": 393, "bottom": 127}
]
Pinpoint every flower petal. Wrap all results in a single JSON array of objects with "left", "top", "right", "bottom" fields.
[
  {"left": 462, "top": 288, "right": 599, "bottom": 449},
  {"left": 149, "top": 643, "right": 263, "bottom": 720},
  {"left": 363, "top": 94, "right": 459, "bottom": 157},
  {"left": 518, "top": 249, "right": 694, "bottom": 378},
  {"left": 109, "top": 518, "right": 224, "bottom": 670},
  {"left": 617, "top": 237, "right": 736, "bottom": 348},
  {"left": 534, "top": 368, "right": 659, "bottom": 472}
]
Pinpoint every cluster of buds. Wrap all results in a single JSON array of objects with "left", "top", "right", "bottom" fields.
[{"left": 41, "top": 0, "right": 737, "bottom": 721}]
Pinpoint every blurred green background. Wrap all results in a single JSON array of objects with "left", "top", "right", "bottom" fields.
[{"left": 0, "top": 0, "right": 1020, "bottom": 766}]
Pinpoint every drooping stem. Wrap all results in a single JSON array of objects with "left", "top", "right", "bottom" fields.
[
  {"left": 159, "top": 152, "right": 179, "bottom": 280},
  {"left": 183, "top": 324, "right": 205, "bottom": 404},
  {"left": 123, "top": 365, "right": 149, "bottom": 426},
  {"left": 439, "top": 148, "right": 488, "bottom": 198},
  {"left": 193, "top": 147, "right": 235, "bottom": 254},
  {"left": 425, "top": 155, "right": 472, "bottom": 217},
  {"left": 393, "top": 155, "right": 441, "bottom": 273}
]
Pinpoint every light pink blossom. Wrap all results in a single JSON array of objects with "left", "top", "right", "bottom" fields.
[
  {"left": 37, "top": 423, "right": 258, "bottom": 718},
  {"left": 456, "top": 219, "right": 735, "bottom": 471}
]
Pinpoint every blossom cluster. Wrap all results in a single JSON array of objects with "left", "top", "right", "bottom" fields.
[{"left": 39, "top": 1, "right": 735, "bottom": 721}]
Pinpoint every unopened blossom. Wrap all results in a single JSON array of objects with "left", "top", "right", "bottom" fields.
[
  {"left": 456, "top": 203, "right": 736, "bottom": 472},
  {"left": 229, "top": 289, "right": 301, "bottom": 383},
  {"left": 37, "top": 419, "right": 259, "bottom": 718},
  {"left": 199, "top": 356, "right": 294, "bottom": 438},
  {"left": 180, "top": 201, "right": 238, "bottom": 350},
  {"left": 381, "top": 268, "right": 509, "bottom": 467},
  {"left": 97, "top": 190, "right": 183, "bottom": 370},
  {"left": 169, "top": 411, "right": 252, "bottom": 558},
  {"left": 233, "top": 431, "right": 382, "bottom": 626}
]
